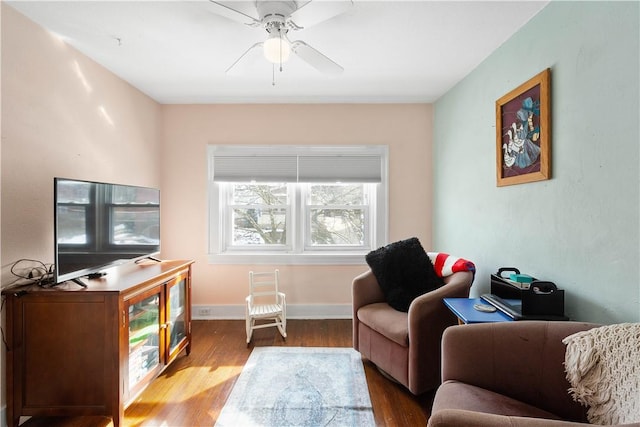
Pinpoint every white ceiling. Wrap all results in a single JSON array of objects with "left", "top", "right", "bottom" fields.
[{"left": 7, "top": 0, "right": 549, "bottom": 104}]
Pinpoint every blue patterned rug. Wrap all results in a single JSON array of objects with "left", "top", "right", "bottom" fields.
[{"left": 215, "top": 347, "right": 375, "bottom": 426}]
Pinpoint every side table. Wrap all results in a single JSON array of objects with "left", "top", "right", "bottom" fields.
[{"left": 443, "top": 297, "right": 514, "bottom": 324}]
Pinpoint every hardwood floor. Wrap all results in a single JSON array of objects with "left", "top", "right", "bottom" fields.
[{"left": 19, "top": 320, "right": 434, "bottom": 427}]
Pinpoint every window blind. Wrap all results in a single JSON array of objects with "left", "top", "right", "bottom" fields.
[
  {"left": 212, "top": 155, "right": 298, "bottom": 182},
  {"left": 298, "top": 155, "right": 382, "bottom": 182},
  {"left": 212, "top": 152, "right": 383, "bottom": 183}
]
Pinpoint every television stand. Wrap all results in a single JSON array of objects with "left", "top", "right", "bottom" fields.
[
  {"left": 71, "top": 277, "right": 88, "bottom": 287},
  {"left": 139, "top": 255, "right": 162, "bottom": 263},
  {"left": 3, "top": 259, "right": 194, "bottom": 427}
]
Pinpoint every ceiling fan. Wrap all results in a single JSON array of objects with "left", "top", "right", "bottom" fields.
[{"left": 208, "top": 0, "right": 353, "bottom": 76}]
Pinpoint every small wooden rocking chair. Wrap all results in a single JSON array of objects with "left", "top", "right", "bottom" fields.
[{"left": 246, "top": 269, "right": 287, "bottom": 344}]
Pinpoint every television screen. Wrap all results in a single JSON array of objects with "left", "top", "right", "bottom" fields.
[{"left": 54, "top": 178, "right": 160, "bottom": 284}]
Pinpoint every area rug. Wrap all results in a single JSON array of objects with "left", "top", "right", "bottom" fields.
[{"left": 215, "top": 347, "right": 375, "bottom": 426}]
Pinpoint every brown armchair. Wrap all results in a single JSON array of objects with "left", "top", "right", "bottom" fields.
[
  {"left": 352, "top": 269, "right": 474, "bottom": 395},
  {"left": 428, "top": 321, "right": 640, "bottom": 427}
]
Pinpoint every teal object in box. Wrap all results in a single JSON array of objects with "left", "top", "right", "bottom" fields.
[{"left": 509, "top": 273, "right": 534, "bottom": 283}]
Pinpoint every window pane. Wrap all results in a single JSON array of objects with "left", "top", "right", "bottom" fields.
[
  {"left": 113, "top": 186, "right": 159, "bottom": 205},
  {"left": 310, "top": 208, "right": 365, "bottom": 245},
  {"left": 232, "top": 184, "right": 288, "bottom": 205},
  {"left": 233, "top": 208, "right": 287, "bottom": 245},
  {"left": 112, "top": 207, "right": 160, "bottom": 245},
  {"left": 57, "top": 181, "right": 92, "bottom": 204},
  {"left": 309, "top": 184, "right": 364, "bottom": 205},
  {"left": 57, "top": 206, "right": 88, "bottom": 244}
]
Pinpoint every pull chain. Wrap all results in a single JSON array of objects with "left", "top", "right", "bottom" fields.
[
  {"left": 270, "top": 25, "right": 286, "bottom": 86},
  {"left": 279, "top": 28, "right": 284, "bottom": 72}
]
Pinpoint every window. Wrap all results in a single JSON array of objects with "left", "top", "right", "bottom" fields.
[
  {"left": 208, "top": 145, "right": 388, "bottom": 265},
  {"left": 229, "top": 183, "right": 290, "bottom": 247},
  {"left": 305, "top": 183, "right": 369, "bottom": 249}
]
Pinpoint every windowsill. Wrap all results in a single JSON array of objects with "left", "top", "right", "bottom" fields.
[{"left": 208, "top": 252, "right": 369, "bottom": 265}]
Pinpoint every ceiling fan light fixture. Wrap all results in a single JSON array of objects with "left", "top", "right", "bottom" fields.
[{"left": 263, "top": 33, "right": 291, "bottom": 64}]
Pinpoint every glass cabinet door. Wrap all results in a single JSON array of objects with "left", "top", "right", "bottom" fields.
[
  {"left": 128, "top": 290, "right": 162, "bottom": 390},
  {"left": 167, "top": 276, "right": 187, "bottom": 357}
]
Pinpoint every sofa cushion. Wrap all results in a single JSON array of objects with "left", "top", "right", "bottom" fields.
[
  {"left": 431, "top": 380, "right": 565, "bottom": 421},
  {"left": 365, "top": 237, "right": 443, "bottom": 312},
  {"left": 357, "top": 302, "right": 409, "bottom": 347}
]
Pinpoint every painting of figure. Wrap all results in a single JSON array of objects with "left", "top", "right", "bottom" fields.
[
  {"left": 501, "top": 92, "right": 541, "bottom": 174},
  {"left": 496, "top": 69, "right": 550, "bottom": 186}
]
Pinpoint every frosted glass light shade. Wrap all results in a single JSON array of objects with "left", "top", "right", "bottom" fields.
[{"left": 263, "top": 36, "right": 291, "bottom": 64}]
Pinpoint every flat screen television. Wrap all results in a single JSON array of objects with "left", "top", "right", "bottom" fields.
[{"left": 54, "top": 178, "right": 160, "bottom": 285}]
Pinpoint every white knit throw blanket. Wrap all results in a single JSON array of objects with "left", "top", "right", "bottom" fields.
[{"left": 563, "top": 323, "right": 640, "bottom": 425}]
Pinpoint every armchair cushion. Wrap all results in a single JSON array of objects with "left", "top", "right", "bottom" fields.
[
  {"left": 357, "top": 302, "right": 408, "bottom": 346},
  {"left": 433, "top": 381, "right": 564, "bottom": 421},
  {"left": 365, "top": 237, "right": 443, "bottom": 312}
]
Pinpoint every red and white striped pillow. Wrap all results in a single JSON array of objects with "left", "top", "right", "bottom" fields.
[{"left": 427, "top": 252, "right": 476, "bottom": 278}]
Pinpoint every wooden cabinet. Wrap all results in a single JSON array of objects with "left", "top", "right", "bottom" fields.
[{"left": 3, "top": 259, "right": 194, "bottom": 427}]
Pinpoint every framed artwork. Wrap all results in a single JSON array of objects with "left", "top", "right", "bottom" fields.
[{"left": 496, "top": 68, "right": 550, "bottom": 186}]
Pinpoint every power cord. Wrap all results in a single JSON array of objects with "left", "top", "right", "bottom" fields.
[
  {"left": 1, "top": 295, "right": 8, "bottom": 351},
  {"left": 6, "top": 258, "right": 55, "bottom": 289},
  {"left": 1, "top": 259, "right": 56, "bottom": 352},
  {"left": 1, "top": 259, "right": 57, "bottom": 350}
]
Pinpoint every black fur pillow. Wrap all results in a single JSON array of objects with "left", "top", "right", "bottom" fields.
[{"left": 365, "top": 237, "right": 444, "bottom": 312}]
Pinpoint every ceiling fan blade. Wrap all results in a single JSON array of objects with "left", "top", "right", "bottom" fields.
[
  {"left": 291, "top": 40, "right": 344, "bottom": 75},
  {"left": 288, "top": 0, "right": 353, "bottom": 30},
  {"left": 225, "top": 42, "right": 263, "bottom": 74},
  {"left": 208, "top": 1, "right": 260, "bottom": 27}
]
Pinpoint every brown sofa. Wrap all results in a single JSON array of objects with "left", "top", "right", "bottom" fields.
[
  {"left": 352, "top": 269, "right": 474, "bottom": 395},
  {"left": 428, "top": 321, "right": 640, "bottom": 427}
]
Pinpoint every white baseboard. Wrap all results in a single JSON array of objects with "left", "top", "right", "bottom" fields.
[{"left": 192, "top": 304, "right": 352, "bottom": 320}]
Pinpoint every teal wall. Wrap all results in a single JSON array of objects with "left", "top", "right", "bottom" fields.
[{"left": 433, "top": 1, "right": 639, "bottom": 323}]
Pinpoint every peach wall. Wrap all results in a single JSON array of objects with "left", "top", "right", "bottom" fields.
[
  {"left": 1, "top": 4, "right": 162, "bottom": 276},
  {"left": 160, "top": 104, "right": 433, "bottom": 307},
  {"left": 1, "top": 4, "right": 161, "bottom": 414}
]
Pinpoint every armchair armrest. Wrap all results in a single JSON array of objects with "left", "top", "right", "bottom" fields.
[
  {"left": 405, "top": 271, "right": 474, "bottom": 392},
  {"left": 352, "top": 270, "right": 385, "bottom": 350},
  {"left": 352, "top": 270, "right": 385, "bottom": 309},
  {"left": 409, "top": 271, "right": 474, "bottom": 327},
  {"left": 440, "top": 321, "right": 598, "bottom": 421}
]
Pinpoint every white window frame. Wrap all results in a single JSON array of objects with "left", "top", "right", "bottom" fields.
[
  {"left": 208, "top": 145, "right": 388, "bottom": 265},
  {"left": 224, "top": 183, "right": 293, "bottom": 252}
]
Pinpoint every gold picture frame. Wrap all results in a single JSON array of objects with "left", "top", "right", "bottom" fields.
[{"left": 496, "top": 68, "right": 551, "bottom": 186}]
